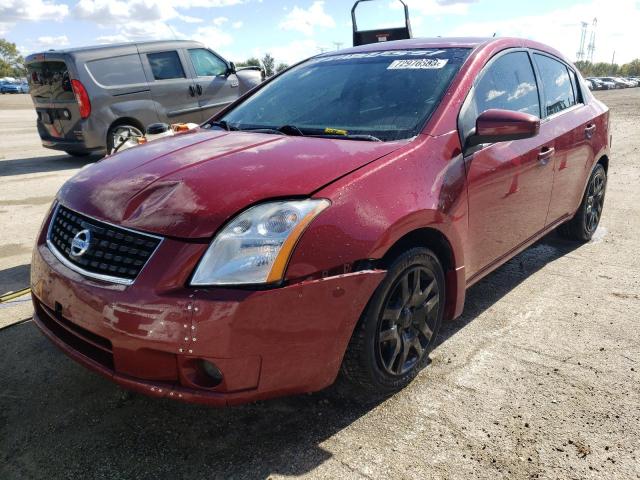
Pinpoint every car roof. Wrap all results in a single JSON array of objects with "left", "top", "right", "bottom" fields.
[
  {"left": 27, "top": 39, "right": 203, "bottom": 57},
  {"left": 316, "top": 37, "right": 571, "bottom": 65}
]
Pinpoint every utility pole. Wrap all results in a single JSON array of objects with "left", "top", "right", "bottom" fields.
[
  {"left": 577, "top": 21, "right": 587, "bottom": 61},
  {"left": 586, "top": 17, "right": 597, "bottom": 63},
  {"left": 332, "top": 42, "right": 344, "bottom": 51},
  {"left": 611, "top": 50, "right": 615, "bottom": 66}
]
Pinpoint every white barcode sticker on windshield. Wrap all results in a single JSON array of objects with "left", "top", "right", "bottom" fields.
[{"left": 387, "top": 58, "right": 449, "bottom": 70}]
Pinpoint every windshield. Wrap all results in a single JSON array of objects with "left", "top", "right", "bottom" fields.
[{"left": 219, "top": 48, "right": 470, "bottom": 141}]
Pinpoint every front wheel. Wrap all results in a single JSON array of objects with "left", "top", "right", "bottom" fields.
[
  {"left": 107, "top": 124, "right": 143, "bottom": 154},
  {"left": 558, "top": 163, "right": 607, "bottom": 242},
  {"left": 341, "top": 247, "right": 445, "bottom": 394}
]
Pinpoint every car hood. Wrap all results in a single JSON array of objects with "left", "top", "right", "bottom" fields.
[{"left": 58, "top": 129, "right": 406, "bottom": 239}]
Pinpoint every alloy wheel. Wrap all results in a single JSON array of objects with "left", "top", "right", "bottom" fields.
[
  {"left": 376, "top": 266, "right": 440, "bottom": 376},
  {"left": 585, "top": 169, "right": 606, "bottom": 234}
]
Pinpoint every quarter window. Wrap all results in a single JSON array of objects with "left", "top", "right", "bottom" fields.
[
  {"left": 188, "top": 48, "right": 227, "bottom": 77},
  {"left": 533, "top": 54, "right": 576, "bottom": 116},
  {"left": 147, "top": 51, "right": 186, "bottom": 80}
]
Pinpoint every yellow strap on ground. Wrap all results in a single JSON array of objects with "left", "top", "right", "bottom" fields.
[{"left": 0, "top": 288, "right": 31, "bottom": 304}]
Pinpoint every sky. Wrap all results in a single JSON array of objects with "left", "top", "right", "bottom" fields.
[{"left": 1, "top": 0, "right": 639, "bottom": 66}]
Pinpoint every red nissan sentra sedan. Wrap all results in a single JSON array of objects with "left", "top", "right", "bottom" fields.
[{"left": 31, "top": 37, "right": 609, "bottom": 405}]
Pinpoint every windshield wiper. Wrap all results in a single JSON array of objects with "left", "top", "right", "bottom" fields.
[
  {"left": 312, "top": 133, "right": 382, "bottom": 142},
  {"left": 207, "top": 120, "right": 237, "bottom": 131},
  {"left": 233, "top": 124, "right": 306, "bottom": 137}
]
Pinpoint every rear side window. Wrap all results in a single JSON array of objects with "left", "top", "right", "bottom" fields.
[
  {"left": 87, "top": 54, "right": 147, "bottom": 87},
  {"left": 533, "top": 54, "right": 576, "bottom": 116},
  {"left": 188, "top": 49, "right": 227, "bottom": 77},
  {"left": 147, "top": 51, "right": 185, "bottom": 80}
]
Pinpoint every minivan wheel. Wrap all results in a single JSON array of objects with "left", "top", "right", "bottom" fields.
[
  {"left": 107, "top": 124, "right": 143, "bottom": 153},
  {"left": 558, "top": 163, "right": 607, "bottom": 242},
  {"left": 341, "top": 247, "right": 444, "bottom": 394}
]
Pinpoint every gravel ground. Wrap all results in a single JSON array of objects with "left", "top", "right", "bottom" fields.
[{"left": 0, "top": 89, "right": 639, "bottom": 479}]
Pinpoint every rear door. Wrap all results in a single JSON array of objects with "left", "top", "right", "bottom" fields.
[
  {"left": 460, "top": 50, "right": 556, "bottom": 280},
  {"left": 140, "top": 48, "right": 201, "bottom": 124},
  {"left": 532, "top": 53, "right": 597, "bottom": 224},
  {"left": 27, "top": 55, "right": 76, "bottom": 140},
  {"left": 185, "top": 48, "right": 239, "bottom": 121}
]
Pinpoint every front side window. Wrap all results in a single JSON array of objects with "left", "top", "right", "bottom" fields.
[
  {"left": 220, "top": 48, "right": 471, "bottom": 141},
  {"left": 147, "top": 51, "right": 185, "bottom": 80},
  {"left": 188, "top": 48, "right": 227, "bottom": 77},
  {"left": 534, "top": 54, "right": 576, "bottom": 116},
  {"left": 459, "top": 51, "right": 540, "bottom": 141},
  {"left": 473, "top": 51, "right": 541, "bottom": 117}
]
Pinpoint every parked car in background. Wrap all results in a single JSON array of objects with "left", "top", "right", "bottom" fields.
[
  {"left": 32, "top": 37, "right": 610, "bottom": 405},
  {"left": 0, "top": 81, "right": 22, "bottom": 94},
  {"left": 596, "top": 78, "right": 616, "bottom": 89},
  {"left": 18, "top": 82, "right": 29, "bottom": 93},
  {"left": 584, "top": 78, "right": 595, "bottom": 90},
  {"left": 25, "top": 40, "right": 263, "bottom": 157},
  {"left": 586, "top": 78, "right": 607, "bottom": 90},
  {"left": 600, "top": 77, "right": 628, "bottom": 88}
]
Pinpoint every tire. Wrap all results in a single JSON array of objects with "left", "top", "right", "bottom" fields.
[
  {"left": 106, "top": 123, "right": 143, "bottom": 153},
  {"left": 64, "top": 150, "right": 91, "bottom": 157},
  {"left": 341, "top": 247, "right": 445, "bottom": 394},
  {"left": 558, "top": 163, "right": 607, "bottom": 242}
]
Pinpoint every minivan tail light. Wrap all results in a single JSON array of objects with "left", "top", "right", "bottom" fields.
[{"left": 71, "top": 79, "right": 91, "bottom": 119}]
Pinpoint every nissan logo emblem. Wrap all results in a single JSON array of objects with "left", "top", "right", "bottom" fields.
[{"left": 70, "top": 229, "right": 92, "bottom": 257}]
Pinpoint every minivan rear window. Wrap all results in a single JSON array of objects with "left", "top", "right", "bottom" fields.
[
  {"left": 27, "top": 61, "right": 75, "bottom": 102},
  {"left": 147, "top": 51, "right": 185, "bottom": 80},
  {"left": 87, "top": 54, "right": 147, "bottom": 87}
]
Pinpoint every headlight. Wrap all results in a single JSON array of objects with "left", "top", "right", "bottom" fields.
[{"left": 191, "top": 199, "right": 330, "bottom": 286}]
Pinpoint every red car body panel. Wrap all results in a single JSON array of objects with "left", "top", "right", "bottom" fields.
[
  {"left": 31, "top": 37, "right": 610, "bottom": 405},
  {"left": 58, "top": 129, "right": 406, "bottom": 239}
]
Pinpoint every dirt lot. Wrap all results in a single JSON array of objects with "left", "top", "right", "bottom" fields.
[{"left": 0, "top": 90, "right": 639, "bottom": 479}]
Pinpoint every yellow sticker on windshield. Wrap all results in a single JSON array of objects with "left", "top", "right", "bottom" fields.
[{"left": 324, "top": 128, "right": 348, "bottom": 136}]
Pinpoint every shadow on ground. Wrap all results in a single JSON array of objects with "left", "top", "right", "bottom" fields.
[
  {"left": 0, "top": 153, "right": 99, "bottom": 177},
  {"left": 0, "top": 232, "right": 581, "bottom": 479},
  {"left": 0, "top": 264, "right": 30, "bottom": 295}
]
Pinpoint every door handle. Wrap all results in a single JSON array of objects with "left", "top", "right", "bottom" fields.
[
  {"left": 585, "top": 124, "right": 596, "bottom": 139},
  {"left": 188, "top": 85, "right": 196, "bottom": 97},
  {"left": 196, "top": 84, "right": 203, "bottom": 96},
  {"left": 538, "top": 146, "right": 555, "bottom": 165}
]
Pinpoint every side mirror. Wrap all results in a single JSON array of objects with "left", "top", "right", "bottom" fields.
[
  {"left": 466, "top": 109, "right": 540, "bottom": 148},
  {"left": 227, "top": 62, "right": 236, "bottom": 76},
  {"left": 146, "top": 123, "right": 170, "bottom": 135}
]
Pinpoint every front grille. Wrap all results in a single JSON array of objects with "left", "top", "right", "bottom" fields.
[{"left": 47, "top": 204, "right": 162, "bottom": 284}]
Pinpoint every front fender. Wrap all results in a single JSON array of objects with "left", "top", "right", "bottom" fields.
[{"left": 287, "top": 132, "right": 468, "bottom": 319}]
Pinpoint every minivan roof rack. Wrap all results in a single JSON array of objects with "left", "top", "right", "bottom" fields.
[{"left": 351, "top": 0, "right": 412, "bottom": 47}]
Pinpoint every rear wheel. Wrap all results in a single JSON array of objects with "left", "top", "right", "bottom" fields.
[
  {"left": 558, "top": 163, "right": 607, "bottom": 242},
  {"left": 341, "top": 247, "right": 445, "bottom": 393}
]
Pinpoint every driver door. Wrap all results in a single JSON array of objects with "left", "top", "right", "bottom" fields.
[
  {"left": 461, "top": 50, "right": 556, "bottom": 281},
  {"left": 186, "top": 48, "right": 240, "bottom": 122}
]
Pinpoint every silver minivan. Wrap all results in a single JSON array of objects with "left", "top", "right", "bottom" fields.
[{"left": 25, "top": 40, "right": 263, "bottom": 156}]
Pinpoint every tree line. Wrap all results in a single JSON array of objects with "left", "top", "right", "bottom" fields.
[
  {"left": 575, "top": 59, "right": 640, "bottom": 77},
  {"left": 0, "top": 39, "right": 25, "bottom": 77}
]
